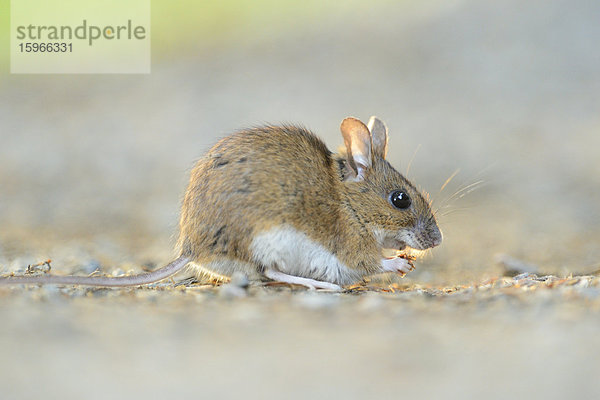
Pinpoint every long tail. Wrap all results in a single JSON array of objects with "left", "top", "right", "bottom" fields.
[{"left": 0, "top": 256, "right": 191, "bottom": 287}]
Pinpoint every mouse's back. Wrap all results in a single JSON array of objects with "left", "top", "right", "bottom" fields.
[{"left": 177, "top": 125, "right": 342, "bottom": 266}]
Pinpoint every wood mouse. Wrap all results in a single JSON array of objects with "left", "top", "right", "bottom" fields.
[{"left": 0, "top": 116, "right": 442, "bottom": 290}]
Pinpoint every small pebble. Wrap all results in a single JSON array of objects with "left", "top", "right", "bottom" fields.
[
  {"left": 230, "top": 272, "right": 249, "bottom": 288},
  {"left": 575, "top": 278, "right": 592, "bottom": 289},
  {"left": 513, "top": 272, "right": 536, "bottom": 281},
  {"left": 81, "top": 260, "right": 101, "bottom": 274},
  {"left": 496, "top": 254, "right": 539, "bottom": 276},
  {"left": 111, "top": 268, "right": 125, "bottom": 277}
]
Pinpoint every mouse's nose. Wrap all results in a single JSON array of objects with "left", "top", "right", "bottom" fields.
[
  {"left": 414, "top": 217, "right": 443, "bottom": 249},
  {"left": 424, "top": 223, "right": 442, "bottom": 248},
  {"left": 432, "top": 232, "right": 442, "bottom": 247}
]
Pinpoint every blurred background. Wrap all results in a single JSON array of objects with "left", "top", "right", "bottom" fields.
[
  {"left": 1, "top": 0, "right": 599, "bottom": 399},
  {"left": 1, "top": 0, "right": 599, "bottom": 282}
]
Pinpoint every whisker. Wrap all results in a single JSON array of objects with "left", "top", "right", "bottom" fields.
[
  {"left": 473, "top": 162, "right": 497, "bottom": 178},
  {"left": 444, "top": 179, "right": 485, "bottom": 204},
  {"left": 440, "top": 207, "right": 472, "bottom": 217},
  {"left": 439, "top": 168, "right": 460, "bottom": 193},
  {"left": 430, "top": 164, "right": 492, "bottom": 222},
  {"left": 456, "top": 184, "right": 485, "bottom": 199},
  {"left": 433, "top": 180, "right": 484, "bottom": 215}
]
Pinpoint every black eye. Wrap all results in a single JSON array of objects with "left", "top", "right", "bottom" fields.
[{"left": 389, "top": 190, "right": 411, "bottom": 209}]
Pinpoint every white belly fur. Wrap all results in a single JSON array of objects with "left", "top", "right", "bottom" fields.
[{"left": 249, "top": 225, "right": 360, "bottom": 285}]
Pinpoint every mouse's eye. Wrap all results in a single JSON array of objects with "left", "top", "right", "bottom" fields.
[{"left": 389, "top": 190, "right": 411, "bottom": 209}]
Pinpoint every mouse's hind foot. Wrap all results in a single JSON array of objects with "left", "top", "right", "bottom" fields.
[{"left": 264, "top": 269, "right": 341, "bottom": 291}]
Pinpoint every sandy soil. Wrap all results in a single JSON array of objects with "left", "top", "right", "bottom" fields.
[{"left": 1, "top": 0, "right": 599, "bottom": 398}]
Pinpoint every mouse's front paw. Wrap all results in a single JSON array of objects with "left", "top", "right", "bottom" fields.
[{"left": 381, "top": 257, "right": 415, "bottom": 277}]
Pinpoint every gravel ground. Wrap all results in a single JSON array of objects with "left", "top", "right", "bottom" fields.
[
  {"left": 1, "top": 0, "right": 599, "bottom": 398},
  {"left": 2, "top": 275, "right": 600, "bottom": 399}
]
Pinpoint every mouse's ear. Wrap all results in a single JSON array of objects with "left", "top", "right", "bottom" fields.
[
  {"left": 367, "top": 116, "right": 388, "bottom": 159},
  {"left": 340, "top": 117, "right": 372, "bottom": 181}
]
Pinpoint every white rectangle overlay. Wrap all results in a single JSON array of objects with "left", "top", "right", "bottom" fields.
[{"left": 11, "top": 0, "right": 150, "bottom": 73}]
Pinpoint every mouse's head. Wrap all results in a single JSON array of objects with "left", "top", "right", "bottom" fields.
[{"left": 338, "top": 116, "right": 442, "bottom": 253}]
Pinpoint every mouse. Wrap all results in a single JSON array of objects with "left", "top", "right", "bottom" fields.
[{"left": 0, "top": 116, "right": 442, "bottom": 290}]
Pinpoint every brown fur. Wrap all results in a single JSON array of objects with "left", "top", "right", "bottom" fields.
[{"left": 177, "top": 119, "right": 440, "bottom": 281}]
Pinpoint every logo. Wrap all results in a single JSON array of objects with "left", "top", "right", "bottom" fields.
[{"left": 11, "top": 0, "right": 151, "bottom": 73}]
